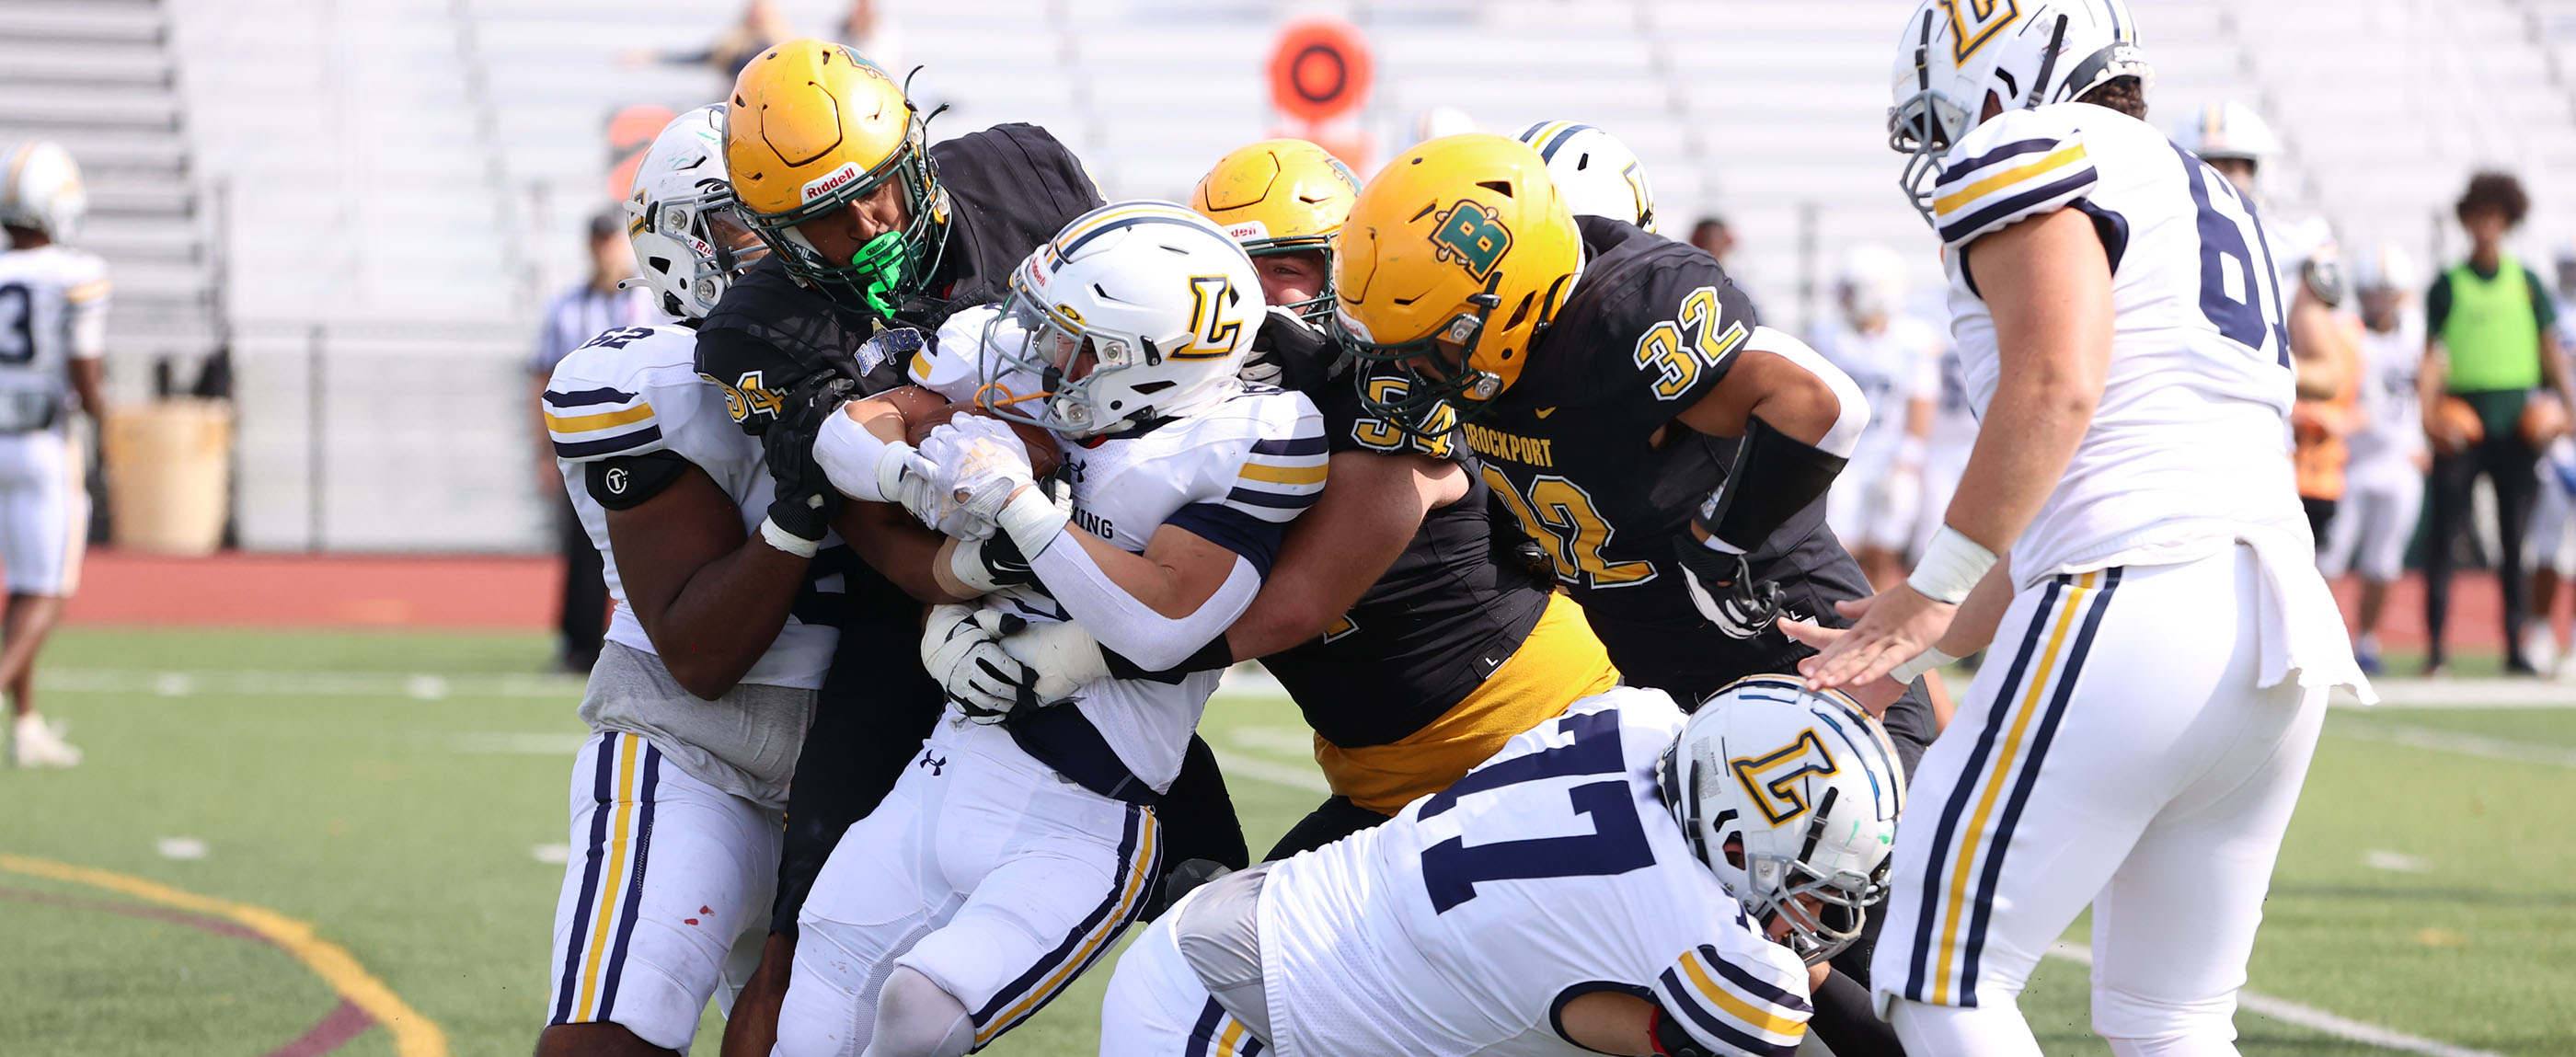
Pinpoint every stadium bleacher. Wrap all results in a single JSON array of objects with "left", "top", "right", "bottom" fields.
[{"left": 2, "top": 0, "right": 2564, "bottom": 549}]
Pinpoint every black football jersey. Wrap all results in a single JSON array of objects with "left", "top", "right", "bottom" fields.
[
  {"left": 695, "top": 122, "right": 1105, "bottom": 423},
  {"left": 1252, "top": 350, "right": 1554, "bottom": 750},
  {"left": 1474, "top": 218, "right": 1936, "bottom": 756}
]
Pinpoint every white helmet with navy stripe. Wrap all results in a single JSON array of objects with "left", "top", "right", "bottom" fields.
[
  {"left": 624, "top": 105, "right": 765, "bottom": 320},
  {"left": 2173, "top": 100, "right": 2281, "bottom": 167},
  {"left": 1513, "top": 121, "right": 1658, "bottom": 233},
  {"left": 1658, "top": 675, "right": 1907, "bottom": 965},
  {"left": 981, "top": 201, "right": 1266, "bottom": 438},
  {"left": 1887, "top": 0, "right": 2151, "bottom": 225}
]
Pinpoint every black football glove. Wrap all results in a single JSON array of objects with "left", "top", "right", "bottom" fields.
[
  {"left": 1246, "top": 307, "right": 1340, "bottom": 392},
  {"left": 761, "top": 368, "right": 857, "bottom": 545},
  {"left": 1672, "top": 536, "right": 1785, "bottom": 639}
]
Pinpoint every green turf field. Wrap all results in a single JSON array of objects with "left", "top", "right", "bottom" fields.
[{"left": 1, "top": 627, "right": 2570, "bottom": 1056}]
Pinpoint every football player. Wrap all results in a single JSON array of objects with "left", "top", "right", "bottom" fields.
[
  {"left": 2176, "top": 102, "right": 2361, "bottom": 542},
  {"left": 535, "top": 106, "right": 846, "bottom": 1057},
  {"left": 1813, "top": 243, "right": 1944, "bottom": 589},
  {"left": 1097, "top": 677, "right": 1904, "bottom": 1057},
  {"left": 1513, "top": 121, "right": 1658, "bottom": 232},
  {"left": 0, "top": 141, "right": 108, "bottom": 769},
  {"left": 768, "top": 203, "right": 1322, "bottom": 1057},
  {"left": 927, "top": 138, "right": 1624, "bottom": 859},
  {"left": 1790, "top": 4, "right": 2372, "bottom": 1053},
  {"left": 1329, "top": 133, "right": 1926, "bottom": 1055},
  {"left": 2317, "top": 243, "right": 2428, "bottom": 675},
  {"left": 692, "top": 40, "right": 1248, "bottom": 1055}
]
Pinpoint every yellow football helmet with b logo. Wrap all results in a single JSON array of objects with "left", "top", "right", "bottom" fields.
[
  {"left": 1332, "top": 133, "right": 1580, "bottom": 438},
  {"left": 1190, "top": 139, "right": 1360, "bottom": 323},
  {"left": 726, "top": 38, "right": 949, "bottom": 316}
]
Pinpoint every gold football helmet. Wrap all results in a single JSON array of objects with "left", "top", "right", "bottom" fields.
[
  {"left": 1332, "top": 133, "right": 1580, "bottom": 436},
  {"left": 1190, "top": 139, "right": 1360, "bottom": 322},
  {"left": 725, "top": 39, "right": 947, "bottom": 316}
]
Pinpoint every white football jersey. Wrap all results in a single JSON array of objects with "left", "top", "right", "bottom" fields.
[
  {"left": 1931, "top": 102, "right": 2306, "bottom": 586},
  {"left": 914, "top": 307, "right": 1328, "bottom": 791},
  {"left": 1256, "top": 687, "right": 1812, "bottom": 1057},
  {"left": 544, "top": 325, "right": 841, "bottom": 689},
  {"left": 2346, "top": 322, "right": 2426, "bottom": 477},
  {"left": 0, "top": 245, "right": 108, "bottom": 420},
  {"left": 1811, "top": 314, "right": 1943, "bottom": 474}
]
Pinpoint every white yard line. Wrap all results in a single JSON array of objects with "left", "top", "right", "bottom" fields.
[
  {"left": 1209, "top": 749, "right": 1330, "bottom": 796},
  {"left": 2045, "top": 942, "right": 2501, "bottom": 1057},
  {"left": 2329, "top": 718, "right": 2576, "bottom": 770},
  {"left": 2339, "top": 679, "right": 2576, "bottom": 708}
]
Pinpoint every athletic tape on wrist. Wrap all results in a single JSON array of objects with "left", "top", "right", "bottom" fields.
[
  {"left": 1888, "top": 646, "right": 1960, "bottom": 685},
  {"left": 759, "top": 516, "right": 820, "bottom": 558},
  {"left": 1906, "top": 525, "right": 1995, "bottom": 605},
  {"left": 996, "top": 488, "right": 1070, "bottom": 558},
  {"left": 814, "top": 412, "right": 907, "bottom": 502}
]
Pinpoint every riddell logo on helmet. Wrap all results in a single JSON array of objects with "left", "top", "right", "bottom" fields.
[
  {"left": 801, "top": 162, "right": 866, "bottom": 203},
  {"left": 1225, "top": 221, "right": 1271, "bottom": 242}
]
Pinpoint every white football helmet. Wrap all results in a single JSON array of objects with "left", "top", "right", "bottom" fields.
[
  {"left": 2174, "top": 100, "right": 2281, "bottom": 168},
  {"left": 1513, "top": 121, "right": 1658, "bottom": 233},
  {"left": 1659, "top": 675, "right": 1908, "bottom": 965},
  {"left": 2351, "top": 240, "right": 2420, "bottom": 295},
  {"left": 0, "top": 141, "right": 86, "bottom": 244},
  {"left": 1835, "top": 242, "right": 1912, "bottom": 327},
  {"left": 1888, "top": 0, "right": 2151, "bottom": 225},
  {"left": 979, "top": 201, "right": 1265, "bottom": 437},
  {"left": 623, "top": 105, "right": 764, "bottom": 320}
]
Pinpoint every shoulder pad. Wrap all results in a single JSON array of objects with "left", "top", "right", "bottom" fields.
[
  {"left": 59, "top": 249, "right": 110, "bottom": 304},
  {"left": 1189, "top": 389, "right": 1328, "bottom": 525},
  {"left": 544, "top": 327, "right": 701, "bottom": 463},
  {"left": 1650, "top": 940, "right": 1813, "bottom": 1055},
  {"left": 1932, "top": 108, "right": 2099, "bottom": 249}
]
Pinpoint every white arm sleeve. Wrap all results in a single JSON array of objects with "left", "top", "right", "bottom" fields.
[
  {"left": 1027, "top": 539, "right": 1260, "bottom": 672},
  {"left": 1748, "top": 325, "right": 1869, "bottom": 457}
]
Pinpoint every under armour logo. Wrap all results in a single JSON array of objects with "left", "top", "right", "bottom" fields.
[
  {"left": 917, "top": 753, "right": 947, "bottom": 776},
  {"left": 604, "top": 466, "right": 630, "bottom": 494}
]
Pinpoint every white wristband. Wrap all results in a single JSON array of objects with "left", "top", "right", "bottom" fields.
[
  {"left": 995, "top": 487, "right": 1071, "bottom": 558},
  {"left": 1905, "top": 525, "right": 1996, "bottom": 605},
  {"left": 759, "top": 516, "right": 820, "bottom": 558},
  {"left": 1888, "top": 646, "right": 1960, "bottom": 685},
  {"left": 814, "top": 412, "right": 914, "bottom": 503}
]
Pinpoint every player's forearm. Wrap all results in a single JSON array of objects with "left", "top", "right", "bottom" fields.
[
  {"left": 1225, "top": 454, "right": 1444, "bottom": 661},
  {"left": 837, "top": 502, "right": 972, "bottom": 603},
  {"left": 1678, "top": 328, "right": 1869, "bottom": 453},
  {"left": 2287, "top": 293, "right": 2346, "bottom": 401},
  {"left": 644, "top": 544, "right": 814, "bottom": 699},
  {"left": 1935, "top": 557, "right": 2014, "bottom": 657},
  {"left": 68, "top": 359, "right": 105, "bottom": 419}
]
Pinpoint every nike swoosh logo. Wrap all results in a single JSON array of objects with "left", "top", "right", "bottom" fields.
[{"left": 1535, "top": 407, "right": 1557, "bottom": 419}]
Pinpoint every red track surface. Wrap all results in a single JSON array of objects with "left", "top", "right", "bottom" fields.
[{"left": 56, "top": 549, "right": 2539, "bottom": 652}]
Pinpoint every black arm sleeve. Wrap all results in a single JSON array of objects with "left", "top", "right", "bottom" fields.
[
  {"left": 1697, "top": 415, "right": 1848, "bottom": 553},
  {"left": 2527, "top": 267, "right": 2559, "bottom": 330},
  {"left": 584, "top": 450, "right": 693, "bottom": 511}
]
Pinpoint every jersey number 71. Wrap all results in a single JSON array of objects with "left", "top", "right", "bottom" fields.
[{"left": 1415, "top": 708, "right": 1657, "bottom": 913}]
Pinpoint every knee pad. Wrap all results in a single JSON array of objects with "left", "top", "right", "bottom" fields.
[
  {"left": 863, "top": 967, "right": 975, "bottom": 1057},
  {"left": 1888, "top": 998, "right": 2046, "bottom": 1057},
  {"left": 2107, "top": 1034, "right": 2240, "bottom": 1057}
]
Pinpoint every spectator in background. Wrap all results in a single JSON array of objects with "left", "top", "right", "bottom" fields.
[
  {"left": 2321, "top": 242, "right": 2430, "bottom": 675},
  {"left": 623, "top": 0, "right": 793, "bottom": 82},
  {"left": 840, "top": 0, "right": 903, "bottom": 75},
  {"left": 529, "top": 211, "right": 652, "bottom": 673},
  {"left": 1687, "top": 215, "right": 1760, "bottom": 316},
  {"left": 2420, "top": 172, "right": 2576, "bottom": 675}
]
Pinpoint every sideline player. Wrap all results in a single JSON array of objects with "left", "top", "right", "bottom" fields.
[
  {"left": 0, "top": 141, "right": 109, "bottom": 769},
  {"left": 1813, "top": 243, "right": 1943, "bottom": 589},
  {"left": 932, "top": 138, "right": 1622, "bottom": 859},
  {"left": 2319, "top": 243, "right": 2428, "bottom": 675},
  {"left": 771, "top": 203, "right": 1322, "bottom": 1057},
  {"left": 1792, "top": 3, "right": 2371, "bottom": 1053},
  {"left": 691, "top": 40, "right": 1249, "bottom": 1055},
  {"left": 1098, "top": 677, "right": 1904, "bottom": 1057},
  {"left": 535, "top": 107, "right": 846, "bottom": 1057}
]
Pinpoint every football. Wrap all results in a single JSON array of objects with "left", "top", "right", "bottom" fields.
[
  {"left": 2430, "top": 395, "right": 2484, "bottom": 455},
  {"left": 2521, "top": 390, "right": 2569, "bottom": 446},
  {"left": 909, "top": 404, "right": 1064, "bottom": 480}
]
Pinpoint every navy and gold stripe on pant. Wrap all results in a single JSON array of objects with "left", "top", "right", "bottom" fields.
[
  {"left": 550, "top": 732, "right": 663, "bottom": 1026},
  {"left": 1182, "top": 996, "right": 1267, "bottom": 1056},
  {"left": 1903, "top": 569, "right": 2122, "bottom": 1006},
  {"left": 969, "top": 803, "right": 1162, "bottom": 1046}
]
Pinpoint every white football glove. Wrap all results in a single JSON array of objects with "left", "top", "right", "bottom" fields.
[
  {"left": 920, "top": 603, "right": 1030, "bottom": 723},
  {"left": 997, "top": 617, "right": 1113, "bottom": 704},
  {"left": 915, "top": 416, "right": 1037, "bottom": 540}
]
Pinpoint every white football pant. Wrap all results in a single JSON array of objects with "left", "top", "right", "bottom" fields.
[
  {"left": 0, "top": 428, "right": 85, "bottom": 596},
  {"left": 1096, "top": 904, "right": 1268, "bottom": 1057},
  {"left": 1874, "top": 547, "right": 2328, "bottom": 1052}
]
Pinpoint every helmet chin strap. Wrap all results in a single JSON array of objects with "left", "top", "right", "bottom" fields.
[{"left": 2023, "top": 13, "right": 2071, "bottom": 109}]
